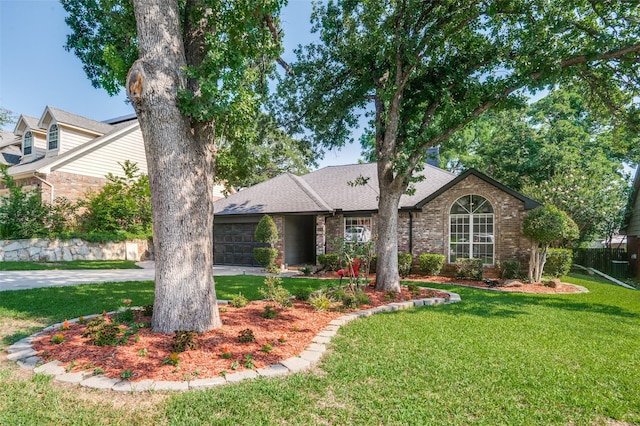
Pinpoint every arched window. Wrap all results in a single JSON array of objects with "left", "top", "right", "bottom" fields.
[
  {"left": 449, "top": 195, "right": 494, "bottom": 265},
  {"left": 23, "top": 131, "right": 33, "bottom": 155},
  {"left": 48, "top": 124, "right": 59, "bottom": 150}
]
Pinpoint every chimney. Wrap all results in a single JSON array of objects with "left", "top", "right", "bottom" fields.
[{"left": 426, "top": 146, "right": 440, "bottom": 167}]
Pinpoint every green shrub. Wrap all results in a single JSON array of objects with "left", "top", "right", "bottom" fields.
[
  {"left": 258, "top": 276, "right": 292, "bottom": 309},
  {"left": 253, "top": 247, "right": 278, "bottom": 268},
  {"left": 294, "top": 287, "right": 313, "bottom": 301},
  {"left": 317, "top": 254, "right": 340, "bottom": 271},
  {"left": 83, "top": 316, "right": 123, "bottom": 346},
  {"left": 455, "top": 258, "right": 483, "bottom": 280},
  {"left": 398, "top": 253, "right": 413, "bottom": 278},
  {"left": 0, "top": 167, "right": 50, "bottom": 239},
  {"left": 407, "top": 283, "right": 422, "bottom": 297},
  {"left": 254, "top": 215, "right": 279, "bottom": 245},
  {"left": 261, "top": 305, "right": 278, "bottom": 319},
  {"left": 498, "top": 260, "right": 522, "bottom": 279},
  {"left": 309, "top": 292, "right": 333, "bottom": 311},
  {"left": 78, "top": 161, "right": 152, "bottom": 235},
  {"left": 544, "top": 249, "right": 573, "bottom": 278},
  {"left": 419, "top": 253, "right": 445, "bottom": 275},
  {"left": 230, "top": 293, "right": 248, "bottom": 308}
]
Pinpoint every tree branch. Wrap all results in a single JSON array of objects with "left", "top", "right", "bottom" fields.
[{"left": 263, "top": 14, "right": 293, "bottom": 75}]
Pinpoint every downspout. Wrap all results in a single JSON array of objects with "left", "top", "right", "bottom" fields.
[{"left": 33, "top": 173, "right": 54, "bottom": 204}]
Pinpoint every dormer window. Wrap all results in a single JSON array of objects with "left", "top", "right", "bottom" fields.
[
  {"left": 23, "top": 131, "right": 33, "bottom": 155},
  {"left": 48, "top": 124, "right": 59, "bottom": 150}
]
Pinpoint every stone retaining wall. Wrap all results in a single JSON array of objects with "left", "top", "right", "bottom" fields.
[{"left": 0, "top": 238, "right": 153, "bottom": 262}]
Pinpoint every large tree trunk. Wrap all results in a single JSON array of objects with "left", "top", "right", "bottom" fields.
[
  {"left": 129, "top": 0, "right": 221, "bottom": 332},
  {"left": 374, "top": 159, "right": 403, "bottom": 292}
]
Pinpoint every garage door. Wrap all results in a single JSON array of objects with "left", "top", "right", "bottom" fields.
[{"left": 213, "top": 222, "right": 261, "bottom": 266}]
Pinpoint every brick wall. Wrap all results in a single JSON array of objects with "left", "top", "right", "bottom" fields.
[
  {"left": 320, "top": 174, "right": 531, "bottom": 267},
  {"left": 1, "top": 171, "right": 106, "bottom": 204},
  {"left": 41, "top": 171, "right": 106, "bottom": 203}
]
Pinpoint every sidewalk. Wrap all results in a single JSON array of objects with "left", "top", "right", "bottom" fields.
[{"left": 0, "top": 263, "right": 300, "bottom": 292}]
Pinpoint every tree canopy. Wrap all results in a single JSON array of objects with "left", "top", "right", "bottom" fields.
[
  {"left": 441, "top": 88, "right": 637, "bottom": 242},
  {"left": 63, "top": 0, "right": 288, "bottom": 332}
]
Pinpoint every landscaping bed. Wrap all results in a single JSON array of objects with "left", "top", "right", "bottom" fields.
[{"left": 31, "top": 285, "right": 449, "bottom": 382}]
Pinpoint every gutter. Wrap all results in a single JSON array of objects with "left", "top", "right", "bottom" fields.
[{"left": 32, "top": 173, "right": 54, "bottom": 204}]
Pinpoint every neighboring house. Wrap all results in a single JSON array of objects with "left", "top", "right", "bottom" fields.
[
  {"left": 213, "top": 162, "right": 540, "bottom": 269},
  {"left": 625, "top": 166, "right": 640, "bottom": 279},
  {"left": 0, "top": 106, "right": 230, "bottom": 205},
  {"left": 0, "top": 106, "right": 146, "bottom": 203}
]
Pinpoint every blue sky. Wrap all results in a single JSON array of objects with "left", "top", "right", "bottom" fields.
[{"left": 0, "top": 0, "right": 362, "bottom": 168}]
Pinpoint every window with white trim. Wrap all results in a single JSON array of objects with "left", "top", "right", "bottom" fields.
[
  {"left": 23, "top": 131, "right": 33, "bottom": 155},
  {"left": 48, "top": 124, "right": 59, "bottom": 150},
  {"left": 449, "top": 195, "right": 494, "bottom": 265},
  {"left": 344, "top": 217, "right": 372, "bottom": 243}
]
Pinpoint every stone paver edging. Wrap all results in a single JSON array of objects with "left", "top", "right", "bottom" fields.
[{"left": 6, "top": 290, "right": 461, "bottom": 392}]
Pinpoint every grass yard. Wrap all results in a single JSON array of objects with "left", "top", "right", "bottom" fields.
[
  {"left": 1, "top": 274, "right": 639, "bottom": 425},
  {"left": 0, "top": 260, "right": 142, "bottom": 271}
]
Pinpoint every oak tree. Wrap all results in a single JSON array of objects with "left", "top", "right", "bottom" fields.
[
  {"left": 63, "top": 0, "right": 285, "bottom": 332},
  {"left": 275, "top": 0, "right": 640, "bottom": 291}
]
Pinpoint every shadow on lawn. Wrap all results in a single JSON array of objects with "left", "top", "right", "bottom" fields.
[{"left": 417, "top": 284, "right": 640, "bottom": 320}]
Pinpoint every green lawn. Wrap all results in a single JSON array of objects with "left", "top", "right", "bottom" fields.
[
  {"left": 1, "top": 274, "right": 639, "bottom": 425},
  {"left": 0, "top": 260, "right": 141, "bottom": 271}
]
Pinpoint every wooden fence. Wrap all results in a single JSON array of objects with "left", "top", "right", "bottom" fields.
[{"left": 572, "top": 248, "right": 629, "bottom": 278}]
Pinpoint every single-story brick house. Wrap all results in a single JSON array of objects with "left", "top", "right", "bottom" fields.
[{"left": 213, "top": 163, "right": 540, "bottom": 269}]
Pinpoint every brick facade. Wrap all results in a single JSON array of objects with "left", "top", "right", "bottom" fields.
[
  {"left": 1, "top": 171, "right": 106, "bottom": 204},
  {"left": 320, "top": 174, "right": 531, "bottom": 267}
]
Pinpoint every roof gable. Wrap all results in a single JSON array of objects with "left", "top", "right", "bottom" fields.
[
  {"left": 13, "top": 115, "right": 41, "bottom": 136},
  {"left": 38, "top": 106, "right": 114, "bottom": 135},
  {"left": 415, "top": 168, "right": 541, "bottom": 210},
  {"left": 7, "top": 121, "right": 140, "bottom": 177}
]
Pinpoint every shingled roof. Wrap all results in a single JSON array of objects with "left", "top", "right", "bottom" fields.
[
  {"left": 41, "top": 106, "right": 115, "bottom": 135},
  {"left": 214, "top": 163, "right": 458, "bottom": 215}
]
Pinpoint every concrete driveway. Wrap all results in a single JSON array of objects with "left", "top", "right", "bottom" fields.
[{"left": 0, "top": 262, "right": 300, "bottom": 292}]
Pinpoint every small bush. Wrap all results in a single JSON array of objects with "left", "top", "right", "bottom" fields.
[
  {"left": 309, "top": 293, "right": 333, "bottom": 311},
  {"left": 231, "top": 293, "right": 248, "bottom": 308},
  {"left": 398, "top": 253, "right": 413, "bottom": 278},
  {"left": 83, "top": 316, "right": 123, "bottom": 346},
  {"left": 254, "top": 215, "right": 278, "bottom": 245},
  {"left": 237, "top": 329, "right": 256, "bottom": 343},
  {"left": 114, "top": 308, "right": 135, "bottom": 325},
  {"left": 253, "top": 247, "right": 278, "bottom": 268},
  {"left": 407, "top": 283, "right": 422, "bottom": 297},
  {"left": 544, "top": 249, "right": 573, "bottom": 278},
  {"left": 171, "top": 330, "right": 198, "bottom": 353},
  {"left": 261, "top": 305, "right": 278, "bottom": 319},
  {"left": 294, "top": 287, "right": 313, "bottom": 301},
  {"left": 259, "top": 276, "right": 292, "bottom": 309},
  {"left": 455, "top": 258, "right": 483, "bottom": 280},
  {"left": 498, "top": 260, "right": 521, "bottom": 279},
  {"left": 317, "top": 254, "right": 340, "bottom": 271},
  {"left": 419, "top": 253, "right": 445, "bottom": 276}
]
